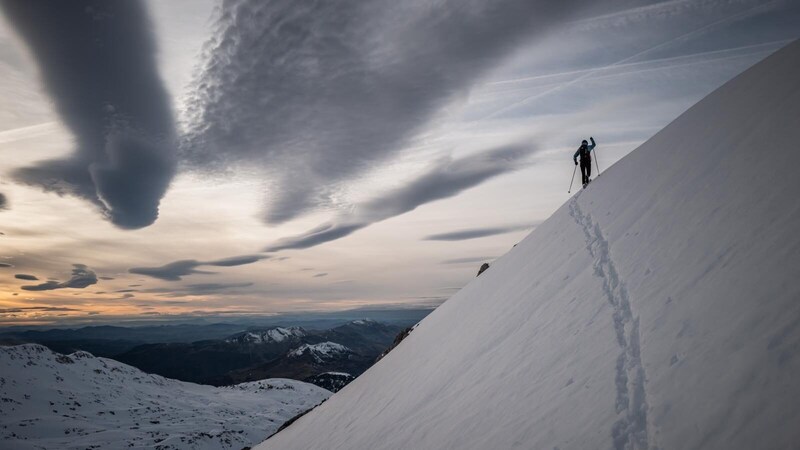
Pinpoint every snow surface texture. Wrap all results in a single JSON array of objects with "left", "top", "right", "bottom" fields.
[
  {"left": 288, "top": 342, "right": 351, "bottom": 363},
  {"left": 0, "top": 344, "right": 330, "bottom": 450},
  {"left": 259, "top": 40, "right": 800, "bottom": 450}
]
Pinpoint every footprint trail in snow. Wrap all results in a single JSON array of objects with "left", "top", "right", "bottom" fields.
[{"left": 570, "top": 198, "right": 651, "bottom": 450}]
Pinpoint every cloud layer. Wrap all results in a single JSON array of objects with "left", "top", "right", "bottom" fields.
[
  {"left": 424, "top": 224, "right": 534, "bottom": 241},
  {"left": 129, "top": 254, "right": 267, "bottom": 281},
  {"left": 21, "top": 264, "right": 97, "bottom": 291},
  {"left": 441, "top": 256, "right": 496, "bottom": 265},
  {"left": 0, "top": 1, "right": 176, "bottom": 229},
  {"left": 266, "top": 144, "right": 533, "bottom": 251},
  {"left": 183, "top": 0, "right": 582, "bottom": 224}
]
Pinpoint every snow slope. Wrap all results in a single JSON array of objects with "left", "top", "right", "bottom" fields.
[
  {"left": 259, "top": 40, "right": 800, "bottom": 450},
  {"left": 0, "top": 344, "right": 330, "bottom": 450}
]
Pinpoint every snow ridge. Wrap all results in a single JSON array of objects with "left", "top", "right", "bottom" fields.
[
  {"left": 0, "top": 344, "right": 331, "bottom": 449},
  {"left": 569, "top": 198, "right": 650, "bottom": 450}
]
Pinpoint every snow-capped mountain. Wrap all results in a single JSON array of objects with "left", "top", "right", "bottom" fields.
[
  {"left": 113, "top": 320, "right": 403, "bottom": 387},
  {"left": 319, "top": 319, "right": 401, "bottom": 354},
  {"left": 214, "top": 321, "right": 403, "bottom": 387},
  {"left": 225, "top": 327, "right": 306, "bottom": 345},
  {"left": 0, "top": 344, "right": 330, "bottom": 450},
  {"left": 258, "top": 41, "right": 800, "bottom": 450},
  {"left": 349, "top": 319, "right": 374, "bottom": 325},
  {"left": 287, "top": 342, "right": 351, "bottom": 363}
]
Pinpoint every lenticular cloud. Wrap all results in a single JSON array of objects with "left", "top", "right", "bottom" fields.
[{"left": 0, "top": 0, "right": 177, "bottom": 229}]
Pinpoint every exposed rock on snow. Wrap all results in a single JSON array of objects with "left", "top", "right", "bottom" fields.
[
  {"left": 375, "top": 326, "right": 415, "bottom": 363},
  {"left": 259, "top": 41, "right": 800, "bottom": 450},
  {"left": 305, "top": 372, "right": 355, "bottom": 393},
  {"left": 0, "top": 344, "right": 330, "bottom": 449}
]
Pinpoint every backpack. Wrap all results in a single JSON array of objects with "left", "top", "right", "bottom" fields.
[{"left": 579, "top": 145, "right": 591, "bottom": 161}]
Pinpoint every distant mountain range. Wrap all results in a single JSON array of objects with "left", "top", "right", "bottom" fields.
[
  {"left": 0, "top": 318, "right": 415, "bottom": 392},
  {"left": 0, "top": 307, "right": 432, "bottom": 357},
  {"left": 115, "top": 319, "right": 403, "bottom": 390}
]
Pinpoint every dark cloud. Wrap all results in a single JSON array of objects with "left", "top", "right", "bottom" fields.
[
  {"left": 266, "top": 144, "right": 532, "bottom": 251},
  {"left": 0, "top": 262, "right": 13, "bottom": 268},
  {"left": 21, "top": 264, "right": 98, "bottom": 291},
  {"left": 129, "top": 260, "right": 207, "bottom": 281},
  {"left": 313, "top": 273, "right": 328, "bottom": 278},
  {"left": 129, "top": 254, "right": 267, "bottom": 281},
  {"left": 424, "top": 224, "right": 534, "bottom": 241},
  {"left": 182, "top": 0, "right": 583, "bottom": 223},
  {"left": 99, "top": 276, "right": 115, "bottom": 281},
  {"left": 0, "top": 1, "right": 176, "bottom": 229},
  {"left": 0, "top": 193, "right": 7, "bottom": 210},
  {"left": 205, "top": 255, "right": 265, "bottom": 267},
  {"left": 14, "top": 274, "right": 39, "bottom": 281},
  {"left": 441, "top": 256, "right": 496, "bottom": 265}
]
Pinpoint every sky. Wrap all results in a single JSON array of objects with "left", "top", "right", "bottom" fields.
[{"left": 0, "top": 0, "right": 797, "bottom": 327}]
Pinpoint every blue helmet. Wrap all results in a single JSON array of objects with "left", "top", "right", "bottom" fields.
[{"left": 581, "top": 139, "right": 588, "bottom": 145}]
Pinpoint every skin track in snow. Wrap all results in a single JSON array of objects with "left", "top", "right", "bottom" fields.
[{"left": 258, "top": 40, "right": 800, "bottom": 450}]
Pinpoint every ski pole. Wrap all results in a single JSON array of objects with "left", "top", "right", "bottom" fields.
[
  {"left": 594, "top": 149, "right": 600, "bottom": 175},
  {"left": 568, "top": 164, "right": 577, "bottom": 193}
]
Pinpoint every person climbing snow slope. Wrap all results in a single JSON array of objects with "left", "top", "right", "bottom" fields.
[{"left": 573, "top": 137, "right": 596, "bottom": 188}]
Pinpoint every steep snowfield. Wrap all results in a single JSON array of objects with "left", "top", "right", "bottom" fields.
[
  {"left": 260, "top": 40, "right": 800, "bottom": 450},
  {"left": 0, "top": 344, "right": 330, "bottom": 449}
]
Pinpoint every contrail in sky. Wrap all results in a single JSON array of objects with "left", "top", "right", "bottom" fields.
[{"left": 481, "top": 0, "right": 783, "bottom": 120}]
